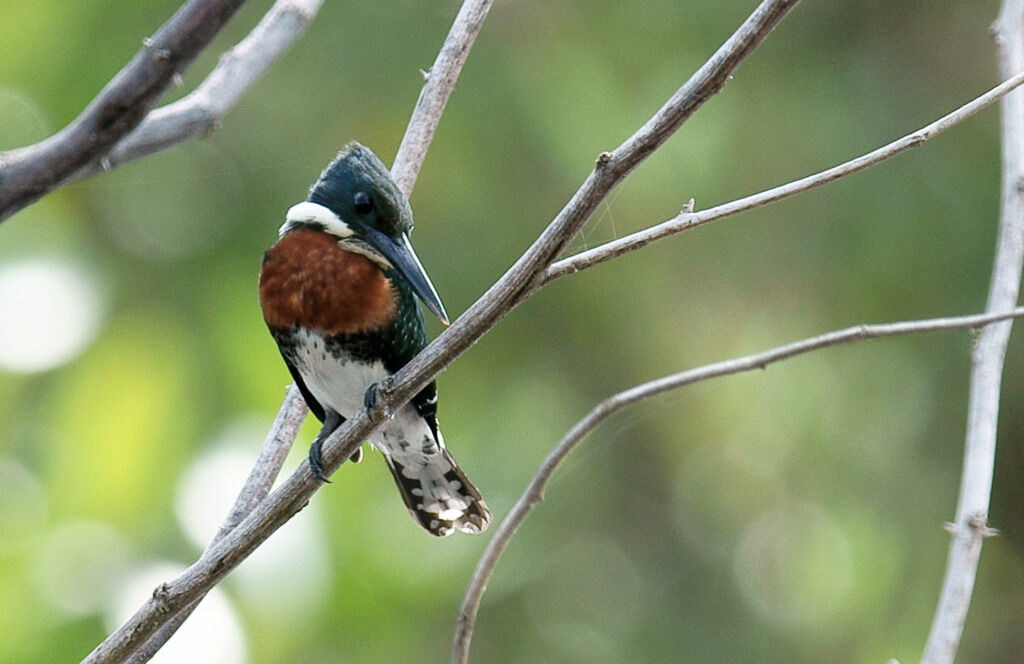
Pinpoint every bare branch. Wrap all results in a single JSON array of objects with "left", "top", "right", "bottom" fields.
[
  {"left": 70, "top": 0, "right": 325, "bottom": 185},
  {"left": 920, "top": 3, "right": 1024, "bottom": 662},
  {"left": 452, "top": 307, "right": 1024, "bottom": 664},
  {"left": 0, "top": 0, "right": 248, "bottom": 222},
  {"left": 390, "top": 0, "right": 494, "bottom": 197},
  {"left": 81, "top": 2, "right": 799, "bottom": 661},
  {"left": 121, "top": 385, "right": 307, "bottom": 664},
  {"left": 114, "top": 1, "right": 494, "bottom": 658},
  {"left": 547, "top": 69, "right": 1024, "bottom": 283}
]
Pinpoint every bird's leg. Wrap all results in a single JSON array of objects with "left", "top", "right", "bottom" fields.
[
  {"left": 363, "top": 377, "right": 394, "bottom": 423},
  {"left": 309, "top": 409, "right": 344, "bottom": 483}
]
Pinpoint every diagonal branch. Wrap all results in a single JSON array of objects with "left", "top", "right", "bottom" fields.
[
  {"left": 80, "top": 1, "right": 800, "bottom": 661},
  {"left": 546, "top": 69, "right": 1024, "bottom": 283},
  {"left": 69, "top": 0, "right": 325, "bottom": 186},
  {"left": 452, "top": 306, "right": 1024, "bottom": 664},
  {"left": 0, "top": 0, "right": 248, "bottom": 222},
  {"left": 84, "top": 0, "right": 498, "bottom": 661},
  {"left": 112, "top": 3, "right": 478, "bottom": 660},
  {"left": 920, "top": 2, "right": 1024, "bottom": 662}
]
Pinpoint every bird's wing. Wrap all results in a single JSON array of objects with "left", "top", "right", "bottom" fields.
[
  {"left": 277, "top": 344, "right": 326, "bottom": 423},
  {"left": 379, "top": 277, "right": 440, "bottom": 434}
]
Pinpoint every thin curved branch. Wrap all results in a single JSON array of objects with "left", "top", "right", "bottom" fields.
[
  {"left": 71, "top": 0, "right": 325, "bottom": 185},
  {"left": 0, "top": 0, "right": 247, "bottom": 222},
  {"left": 920, "top": 2, "right": 1024, "bottom": 662},
  {"left": 80, "top": 2, "right": 800, "bottom": 661},
  {"left": 391, "top": 0, "right": 494, "bottom": 197},
  {"left": 451, "top": 306, "right": 1024, "bottom": 664},
  {"left": 546, "top": 69, "right": 1024, "bottom": 283},
  {"left": 121, "top": 385, "right": 307, "bottom": 664}
]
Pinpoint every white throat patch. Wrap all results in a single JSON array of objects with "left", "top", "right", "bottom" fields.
[{"left": 281, "top": 202, "right": 353, "bottom": 239}]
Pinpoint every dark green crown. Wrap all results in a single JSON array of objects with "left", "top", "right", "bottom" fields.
[{"left": 308, "top": 142, "right": 414, "bottom": 238}]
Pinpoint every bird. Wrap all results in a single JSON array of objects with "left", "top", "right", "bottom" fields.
[{"left": 258, "top": 142, "right": 490, "bottom": 537}]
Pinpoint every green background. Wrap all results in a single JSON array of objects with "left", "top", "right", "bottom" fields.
[{"left": 1, "top": 1, "right": 1023, "bottom": 662}]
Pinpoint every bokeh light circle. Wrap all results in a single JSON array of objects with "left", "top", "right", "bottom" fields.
[
  {"left": 0, "top": 87, "right": 50, "bottom": 148},
  {"left": 733, "top": 502, "right": 853, "bottom": 628},
  {"left": 175, "top": 421, "right": 331, "bottom": 614},
  {"left": 0, "top": 458, "right": 47, "bottom": 550},
  {"left": 0, "top": 259, "right": 104, "bottom": 373},
  {"left": 33, "top": 521, "right": 132, "bottom": 616},
  {"left": 523, "top": 537, "right": 646, "bottom": 660},
  {"left": 106, "top": 562, "right": 246, "bottom": 664}
]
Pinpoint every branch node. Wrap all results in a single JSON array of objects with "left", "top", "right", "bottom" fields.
[
  {"left": 100, "top": 157, "right": 111, "bottom": 172},
  {"left": 907, "top": 133, "right": 927, "bottom": 148},
  {"left": 968, "top": 512, "right": 1000, "bottom": 537},
  {"left": 682, "top": 198, "right": 695, "bottom": 214},
  {"left": 420, "top": 67, "right": 431, "bottom": 81},
  {"left": 595, "top": 151, "right": 613, "bottom": 168},
  {"left": 151, "top": 583, "right": 172, "bottom": 610},
  {"left": 142, "top": 37, "right": 172, "bottom": 60}
]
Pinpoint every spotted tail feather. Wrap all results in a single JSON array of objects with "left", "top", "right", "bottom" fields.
[{"left": 382, "top": 448, "right": 490, "bottom": 537}]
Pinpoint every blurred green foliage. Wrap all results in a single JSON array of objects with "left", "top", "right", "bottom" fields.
[{"left": 2, "top": 0, "right": 1024, "bottom": 662}]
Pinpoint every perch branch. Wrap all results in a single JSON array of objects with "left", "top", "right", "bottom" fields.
[
  {"left": 80, "top": 1, "right": 799, "bottom": 662},
  {"left": 70, "top": 0, "right": 325, "bottom": 185},
  {"left": 390, "top": 0, "right": 494, "bottom": 197},
  {"left": 452, "top": 307, "right": 1024, "bottom": 664},
  {"left": 94, "top": 0, "right": 489, "bottom": 660},
  {"left": 547, "top": 69, "right": 1024, "bottom": 283},
  {"left": 0, "top": 0, "right": 248, "bottom": 221},
  {"left": 920, "top": 2, "right": 1024, "bottom": 662}
]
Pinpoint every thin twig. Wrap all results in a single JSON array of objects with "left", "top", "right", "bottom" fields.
[
  {"left": 452, "top": 307, "right": 1024, "bottom": 664},
  {"left": 80, "top": 2, "right": 799, "bottom": 661},
  {"left": 390, "top": 0, "right": 494, "bottom": 197},
  {"left": 546, "top": 70, "right": 1024, "bottom": 283},
  {"left": 71, "top": 0, "right": 325, "bottom": 185},
  {"left": 920, "top": 3, "right": 1024, "bottom": 662},
  {"left": 121, "top": 385, "right": 307, "bottom": 664},
  {"left": 0, "top": 0, "right": 248, "bottom": 222}
]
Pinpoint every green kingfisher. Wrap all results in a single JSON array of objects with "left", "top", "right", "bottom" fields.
[{"left": 258, "top": 142, "right": 490, "bottom": 537}]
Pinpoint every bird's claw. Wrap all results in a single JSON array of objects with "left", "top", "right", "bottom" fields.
[{"left": 308, "top": 440, "right": 332, "bottom": 483}]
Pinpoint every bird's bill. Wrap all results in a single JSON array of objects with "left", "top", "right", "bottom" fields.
[{"left": 360, "top": 226, "right": 450, "bottom": 325}]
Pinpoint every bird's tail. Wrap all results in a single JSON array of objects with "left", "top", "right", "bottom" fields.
[{"left": 382, "top": 446, "right": 491, "bottom": 537}]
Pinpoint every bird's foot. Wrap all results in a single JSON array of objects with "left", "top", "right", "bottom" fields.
[
  {"left": 308, "top": 439, "right": 331, "bottom": 483},
  {"left": 364, "top": 378, "right": 394, "bottom": 423},
  {"left": 308, "top": 409, "right": 344, "bottom": 483}
]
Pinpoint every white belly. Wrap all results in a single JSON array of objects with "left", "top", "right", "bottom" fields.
[
  {"left": 290, "top": 328, "right": 388, "bottom": 417},
  {"left": 290, "top": 328, "right": 438, "bottom": 457}
]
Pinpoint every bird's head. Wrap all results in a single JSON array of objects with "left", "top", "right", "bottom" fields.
[{"left": 280, "top": 142, "right": 449, "bottom": 325}]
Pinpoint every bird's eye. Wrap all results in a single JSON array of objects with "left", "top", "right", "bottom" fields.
[{"left": 353, "top": 191, "right": 374, "bottom": 214}]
